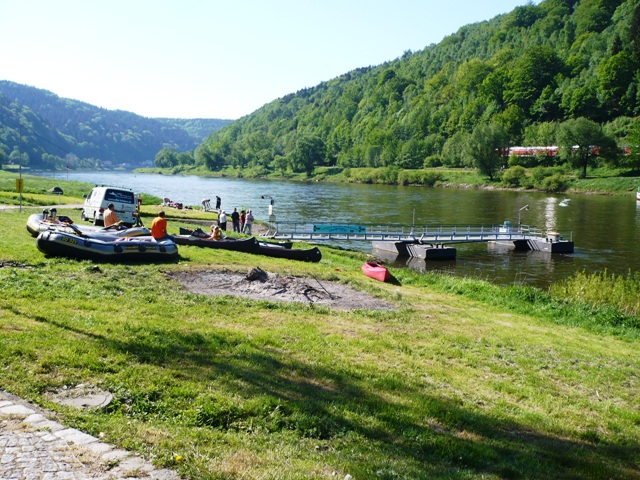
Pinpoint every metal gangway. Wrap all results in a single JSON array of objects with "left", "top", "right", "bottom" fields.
[{"left": 264, "top": 221, "right": 573, "bottom": 245}]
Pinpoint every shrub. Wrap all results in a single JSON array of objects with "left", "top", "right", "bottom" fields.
[
  {"left": 531, "top": 166, "right": 569, "bottom": 191},
  {"left": 501, "top": 166, "right": 527, "bottom": 187},
  {"left": 423, "top": 155, "right": 443, "bottom": 168},
  {"left": 398, "top": 170, "right": 443, "bottom": 186},
  {"left": 539, "top": 173, "right": 568, "bottom": 192},
  {"left": 379, "top": 166, "right": 400, "bottom": 184}
]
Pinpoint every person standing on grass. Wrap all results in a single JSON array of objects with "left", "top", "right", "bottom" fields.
[
  {"left": 219, "top": 210, "right": 227, "bottom": 231},
  {"left": 231, "top": 208, "right": 240, "bottom": 232},
  {"left": 243, "top": 209, "right": 254, "bottom": 235},
  {"left": 240, "top": 209, "right": 246, "bottom": 233}
]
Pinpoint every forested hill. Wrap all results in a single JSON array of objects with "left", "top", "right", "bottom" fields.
[
  {"left": 195, "top": 0, "right": 640, "bottom": 176},
  {"left": 0, "top": 81, "right": 231, "bottom": 169}
]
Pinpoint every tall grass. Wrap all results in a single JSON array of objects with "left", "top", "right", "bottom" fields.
[
  {"left": 550, "top": 269, "right": 640, "bottom": 317},
  {"left": 394, "top": 269, "right": 640, "bottom": 339}
]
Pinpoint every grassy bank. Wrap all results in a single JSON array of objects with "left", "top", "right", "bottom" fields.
[{"left": 1, "top": 200, "right": 639, "bottom": 479}]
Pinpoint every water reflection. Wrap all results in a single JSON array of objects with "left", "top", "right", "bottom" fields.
[{"left": 543, "top": 197, "right": 557, "bottom": 232}]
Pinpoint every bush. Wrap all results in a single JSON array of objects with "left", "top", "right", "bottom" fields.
[
  {"left": 501, "top": 166, "right": 528, "bottom": 187},
  {"left": 530, "top": 166, "right": 568, "bottom": 191},
  {"left": 539, "top": 173, "right": 568, "bottom": 192},
  {"left": 379, "top": 166, "right": 400, "bottom": 184},
  {"left": 398, "top": 170, "right": 443, "bottom": 186},
  {"left": 423, "top": 155, "right": 443, "bottom": 168}
]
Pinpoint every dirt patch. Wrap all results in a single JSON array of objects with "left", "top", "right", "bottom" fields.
[{"left": 170, "top": 267, "right": 394, "bottom": 311}]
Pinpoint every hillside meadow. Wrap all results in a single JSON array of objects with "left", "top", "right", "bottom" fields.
[{"left": 1, "top": 176, "right": 639, "bottom": 479}]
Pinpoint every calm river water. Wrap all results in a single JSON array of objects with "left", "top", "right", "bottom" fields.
[{"left": 40, "top": 171, "right": 640, "bottom": 289}]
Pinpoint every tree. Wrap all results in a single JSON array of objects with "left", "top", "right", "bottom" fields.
[
  {"left": 625, "top": 119, "right": 640, "bottom": 173},
  {"left": 574, "top": 0, "right": 621, "bottom": 36},
  {"left": 176, "top": 151, "right": 194, "bottom": 166},
  {"left": 271, "top": 155, "right": 289, "bottom": 175},
  {"left": 557, "top": 117, "right": 616, "bottom": 177},
  {"left": 441, "top": 131, "right": 470, "bottom": 167},
  {"left": 597, "top": 53, "right": 636, "bottom": 116},
  {"left": 290, "top": 133, "right": 325, "bottom": 176},
  {"left": 504, "top": 46, "right": 564, "bottom": 114},
  {"left": 154, "top": 148, "right": 178, "bottom": 168},
  {"left": 492, "top": 104, "right": 527, "bottom": 145},
  {"left": 464, "top": 123, "right": 509, "bottom": 181},
  {"left": 523, "top": 121, "right": 559, "bottom": 146}
]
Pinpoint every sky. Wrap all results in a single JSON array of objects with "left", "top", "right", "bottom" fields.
[{"left": 0, "top": 0, "right": 540, "bottom": 120}]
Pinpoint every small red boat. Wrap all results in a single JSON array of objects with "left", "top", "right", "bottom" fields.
[{"left": 362, "top": 261, "right": 391, "bottom": 282}]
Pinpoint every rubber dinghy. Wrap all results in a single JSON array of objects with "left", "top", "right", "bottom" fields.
[
  {"left": 27, "top": 213, "right": 148, "bottom": 239},
  {"left": 36, "top": 230, "right": 178, "bottom": 260},
  {"left": 26, "top": 212, "right": 90, "bottom": 237}
]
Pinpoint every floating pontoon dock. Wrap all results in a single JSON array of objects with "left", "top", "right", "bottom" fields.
[{"left": 264, "top": 221, "right": 574, "bottom": 260}]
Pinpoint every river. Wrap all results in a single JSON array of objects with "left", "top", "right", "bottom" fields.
[{"left": 38, "top": 171, "right": 640, "bottom": 289}]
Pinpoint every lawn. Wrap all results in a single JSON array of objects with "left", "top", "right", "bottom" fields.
[{"left": 0, "top": 202, "right": 639, "bottom": 479}]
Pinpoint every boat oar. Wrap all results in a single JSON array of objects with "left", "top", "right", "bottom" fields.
[{"left": 67, "top": 223, "right": 87, "bottom": 237}]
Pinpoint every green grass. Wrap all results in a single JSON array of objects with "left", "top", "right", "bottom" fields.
[
  {"left": 1, "top": 194, "right": 640, "bottom": 478},
  {"left": 571, "top": 175, "right": 640, "bottom": 195}
]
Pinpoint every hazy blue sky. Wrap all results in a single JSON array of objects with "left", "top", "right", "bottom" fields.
[{"left": 1, "top": 0, "right": 540, "bottom": 119}]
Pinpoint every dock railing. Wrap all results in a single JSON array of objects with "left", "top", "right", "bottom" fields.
[{"left": 265, "top": 221, "right": 572, "bottom": 244}]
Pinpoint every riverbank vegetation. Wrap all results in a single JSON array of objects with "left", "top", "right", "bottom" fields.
[
  {"left": 138, "top": 161, "right": 640, "bottom": 196},
  {"left": 1, "top": 175, "right": 640, "bottom": 478}
]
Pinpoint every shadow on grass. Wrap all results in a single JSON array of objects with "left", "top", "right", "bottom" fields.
[{"left": 22, "top": 309, "right": 640, "bottom": 479}]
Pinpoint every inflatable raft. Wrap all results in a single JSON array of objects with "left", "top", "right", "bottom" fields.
[
  {"left": 36, "top": 230, "right": 178, "bottom": 260},
  {"left": 27, "top": 212, "right": 148, "bottom": 239}
]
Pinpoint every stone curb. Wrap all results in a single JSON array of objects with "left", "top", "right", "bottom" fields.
[{"left": 0, "top": 391, "right": 181, "bottom": 480}]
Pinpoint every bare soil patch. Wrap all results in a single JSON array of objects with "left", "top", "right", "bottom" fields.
[{"left": 170, "top": 267, "right": 394, "bottom": 311}]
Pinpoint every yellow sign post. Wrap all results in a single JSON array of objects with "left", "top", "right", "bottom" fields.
[{"left": 16, "top": 178, "right": 24, "bottom": 192}]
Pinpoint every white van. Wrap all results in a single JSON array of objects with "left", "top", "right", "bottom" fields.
[{"left": 81, "top": 186, "right": 138, "bottom": 226}]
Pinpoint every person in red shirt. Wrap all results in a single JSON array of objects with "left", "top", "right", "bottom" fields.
[{"left": 150, "top": 211, "right": 171, "bottom": 240}]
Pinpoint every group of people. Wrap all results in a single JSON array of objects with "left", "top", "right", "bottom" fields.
[
  {"left": 214, "top": 207, "right": 254, "bottom": 235},
  {"left": 201, "top": 196, "right": 221, "bottom": 212},
  {"left": 105, "top": 195, "right": 255, "bottom": 244},
  {"left": 162, "top": 197, "right": 185, "bottom": 210},
  {"left": 109, "top": 206, "right": 171, "bottom": 241}
]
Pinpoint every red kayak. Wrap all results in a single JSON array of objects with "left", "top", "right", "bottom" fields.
[{"left": 362, "top": 261, "right": 391, "bottom": 282}]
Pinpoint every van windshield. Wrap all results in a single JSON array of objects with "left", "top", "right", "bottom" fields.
[{"left": 104, "top": 189, "right": 135, "bottom": 204}]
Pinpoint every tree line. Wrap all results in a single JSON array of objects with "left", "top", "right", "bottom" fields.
[{"left": 167, "top": 0, "right": 640, "bottom": 181}]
